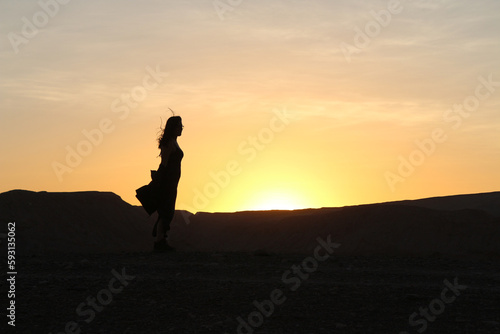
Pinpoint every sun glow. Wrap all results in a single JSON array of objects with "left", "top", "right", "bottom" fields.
[{"left": 243, "top": 190, "right": 308, "bottom": 211}]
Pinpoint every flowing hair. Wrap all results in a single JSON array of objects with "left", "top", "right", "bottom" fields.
[{"left": 158, "top": 116, "right": 182, "bottom": 148}]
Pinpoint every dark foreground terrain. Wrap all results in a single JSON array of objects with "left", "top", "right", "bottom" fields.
[{"left": 6, "top": 251, "right": 499, "bottom": 334}]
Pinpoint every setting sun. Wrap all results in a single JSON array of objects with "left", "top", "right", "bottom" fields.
[
  {"left": 1, "top": 0, "right": 499, "bottom": 215},
  {"left": 241, "top": 189, "right": 309, "bottom": 211}
]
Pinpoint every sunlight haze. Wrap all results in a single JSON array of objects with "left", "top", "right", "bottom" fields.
[{"left": 1, "top": 0, "right": 499, "bottom": 213}]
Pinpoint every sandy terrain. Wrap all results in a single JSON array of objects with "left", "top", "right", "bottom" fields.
[
  {"left": 1, "top": 190, "right": 500, "bottom": 333},
  {"left": 7, "top": 251, "right": 500, "bottom": 334}
]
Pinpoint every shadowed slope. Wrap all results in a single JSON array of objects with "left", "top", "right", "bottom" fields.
[
  {"left": 2, "top": 190, "right": 499, "bottom": 258},
  {"left": 0, "top": 190, "right": 153, "bottom": 254},
  {"left": 390, "top": 191, "right": 500, "bottom": 217},
  {"left": 170, "top": 195, "right": 500, "bottom": 258}
]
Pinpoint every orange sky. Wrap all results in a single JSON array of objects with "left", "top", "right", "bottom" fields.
[{"left": 1, "top": 0, "right": 499, "bottom": 213}]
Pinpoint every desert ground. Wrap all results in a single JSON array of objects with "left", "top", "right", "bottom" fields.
[
  {"left": 8, "top": 250, "right": 500, "bottom": 334},
  {"left": 2, "top": 190, "right": 499, "bottom": 333}
]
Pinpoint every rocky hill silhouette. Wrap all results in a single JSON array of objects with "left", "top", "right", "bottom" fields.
[
  {"left": 2, "top": 190, "right": 499, "bottom": 258},
  {"left": 0, "top": 190, "right": 152, "bottom": 254},
  {"left": 171, "top": 196, "right": 500, "bottom": 258}
]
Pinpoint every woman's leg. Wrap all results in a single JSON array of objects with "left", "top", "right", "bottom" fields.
[
  {"left": 155, "top": 218, "right": 165, "bottom": 242},
  {"left": 155, "top": 189, "right": 177, "bottom": 243}
]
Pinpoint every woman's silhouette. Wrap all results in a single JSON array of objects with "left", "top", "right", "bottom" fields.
[{"left": 153, "top": 115, "right": 183, "bottom": 251}]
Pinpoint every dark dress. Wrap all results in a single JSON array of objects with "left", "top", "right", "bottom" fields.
[{"left": 153, "top": 142, "right": 183, "bottom": 236}]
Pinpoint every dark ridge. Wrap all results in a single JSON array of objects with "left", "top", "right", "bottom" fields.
[{"left": 1, "top": 189, "right": 499, "bottom": 258}]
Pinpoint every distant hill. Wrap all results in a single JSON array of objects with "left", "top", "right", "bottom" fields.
[
  {"left": 169, "top": 191, "right": 500, "bottom": 258},
  {"left": 388, "top": 191, "right": 500, "bottom": 217},
  {"left": 0, "top": 190, "right": 153, "bottom": 255},
  {"left": 1, "top": 190, "right": 499, "bottom": 258}
]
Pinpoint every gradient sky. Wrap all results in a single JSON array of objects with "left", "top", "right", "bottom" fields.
[{"left": 1, "top": 0, "right": 499, "bottom": 213}]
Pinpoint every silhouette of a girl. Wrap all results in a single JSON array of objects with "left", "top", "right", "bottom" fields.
[{"left": 153, "top": 116, "right": 183, "bottom": 251}]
